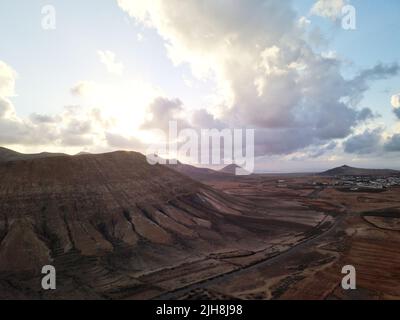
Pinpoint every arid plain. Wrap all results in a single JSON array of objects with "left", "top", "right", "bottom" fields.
[{"left": 179, "top": 173, "right": 400, "bottom": 300}]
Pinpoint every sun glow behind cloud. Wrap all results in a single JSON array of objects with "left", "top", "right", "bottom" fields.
[{"left": 71, "top": 77, "right": 162, "bottom": 136}]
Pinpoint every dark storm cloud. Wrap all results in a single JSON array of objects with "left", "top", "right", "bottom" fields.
[
  {"left": 344, "top": 129, "right": 383, "bottom": 155},
  {"left": 385, "top": 134, "right": 400, "bottom": 152},
  {"left": 393, "top": 108, "right": 400, "bottom": 120}
]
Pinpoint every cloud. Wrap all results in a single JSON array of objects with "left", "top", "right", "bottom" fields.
[
  {"left": 0, "top": 60, "right": 154, "bottom": 152},
  {"left": 0, "top": 100, "right": 56, "bottom": 146},
  {"left": 310, "top": 0, "right": 347, "bottom": 20},
  {"left": 191, "top": 109, "right": 225, "bottom": 129},
  {"left": 97, "top": 50, "right": 124, "bottom": 75},
  {"left": 392, "top": 94, "right": 400, "bottom": 108},
  {"left": 344, "top": 128, "right": 383, "bottom": 155},
  {"left": 0, "top": 61, "right": 17, "bottom": 97},
  {"left": 29, "top": 113, "right": 58, "bottom": 124},
  {"left": 137, "top": 33, "right": 144, "bottom": 42},
  {"left": 118, "top": 0, "right": 398, "bottom": 157},
  {"left": 0, "top": 97, "right": 14, "bottom": 118},
  {"left": 0, "top": 62, "right": 51, "bottom": 146},
  {"left": 310, "top": 141, "right": 337, "bottom": 158},
  {"left": 0, "top": 60, "right": 156, "bottom": 152},
  {"left": 394, "top": 109, "right": 400, "bottom": 120},
  {"left": 70, "top": 81, "right": 95, "bottom": 96},
  {"left": 356, "top": 108, "right": 375, "bottom": 121},
  {"left": 288, "top": 141, "right": 338, "bottom": 161},
  {"left": 106, "top": 132, "right": 144, "bottom": 150},
  {"left": 253, "top": 128, "right": 316, "bottom": 155},
  {"left": 0, "top": 99, "right": 109, "bottom": 148},
  {"left": 1, "top": 104, "right": 103, "bottom": 148},
  {"left": 348, "top": 64, "right": 400, "bottom": 105},
  {"left": 141, "top": 97, "right": 189, "bottom": 131},
  {"left": 385, "top": 134, "right": 400, "bottom": 152},
  {"left": 55, "top": 106, "right": 108, "bottom": 147},
  {"left": 391, "top": 94, "right": 400, "bottom": 119},
  {"left": 60, "top": 135, "right": 93, "bottom": 147},
  {"left": 51, "top": 106, "right": 115, "bottom": 148},
  {"left": 357, "top": 63, "right": 400, "bottom": 81}
]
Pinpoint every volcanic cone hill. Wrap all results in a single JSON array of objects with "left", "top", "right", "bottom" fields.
[
  {"left": 320, "top": 165, "right": 400, "bottom": 176},
  {"left": 219, "top": 164, "right": 251, "bottom": 175}
]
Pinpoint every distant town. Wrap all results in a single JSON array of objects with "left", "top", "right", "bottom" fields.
[
  {"left": 333, "top": 175, "right": 400, "bottom": 191},
  {"left": 274, "top": 168, "right": 400, "bottom": 192}
]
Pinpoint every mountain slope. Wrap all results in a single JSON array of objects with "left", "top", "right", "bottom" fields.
[
  {"left": 0, "top": 151, "right": 281, "bottom": 299},
  {"left": 320, "top": 165, "right": 400, "bottom": 176}
]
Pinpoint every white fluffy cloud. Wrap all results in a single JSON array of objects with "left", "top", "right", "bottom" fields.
[
  {"left": 0, "top": 61, "right": 36, "bottom": 145},
  {"left": 141, "top": 97, "right": 190, "bottom": 132},
  {"left": 0, "top": 97, "right": 14, "bottom": 119},
  {"left": 391, "top": 93, "right": 400, "bottom": 119},
  {"left": 106, "top": 132, "right": 144, "bottom": 151},
  {"left": 70, "top": 81, "right": 96, "bottom": 97},
  {"left": 118, "top": 0, "right": 397, "bottom": 156},
  {"left": 0, "top": 61, "right": 114, "bottom": 149},
  {"left": 0, "top": 61, "right": 17, "bottom": 97},
  {"left": 310, "top": 0, "right": 348, "bottom": 20},
  {"left": 97, "top": 50, "right": 124, "bottom": 75},
  {"left": 391, "top": 94, "right": 400, "bottom": 108}
]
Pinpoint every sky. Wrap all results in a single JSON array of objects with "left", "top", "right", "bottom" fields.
[{"left": 0, "top": 0, "right": 400, "bottom": 172}]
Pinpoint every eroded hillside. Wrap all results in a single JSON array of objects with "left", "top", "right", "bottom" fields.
[{"left": 0, "top": 151, "right": 328, "bottom": 299}]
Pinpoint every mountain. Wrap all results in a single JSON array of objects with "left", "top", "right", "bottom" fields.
[
  {"left": 0, "top": 147, "right": 66, "bottom": 162},
  {"left": 219, "top": 164, "right": 250, "bottom": 175},
  {"left": 0, "top": 151, "right": 275, "bottom": 299},
  {"left": 219, "top": 164, "right": 241, "bottom": 174},
  {"left": 320, "top": 165, "right": 400, "bottom": 176},
  {"left": 166, "top": 159, "right": 227, "bottom": 181}
]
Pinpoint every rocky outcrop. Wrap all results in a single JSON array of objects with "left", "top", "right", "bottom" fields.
[{"left": 0, "top": 218, "right": 51, "bottom": 275}]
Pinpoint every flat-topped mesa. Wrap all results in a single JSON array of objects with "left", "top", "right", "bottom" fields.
[
  {"left": 0, "top": 146, "right": 66, "bottom": 162},
  {"left": 0, "top": 150, "right": 259, "bottom": 279}
]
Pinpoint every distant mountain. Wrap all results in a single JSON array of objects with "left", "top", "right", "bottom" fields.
[
  {"left": 0, "top": 147, "right": 66, "bottom": 162},
  {"left": 219, "top": 164, "right": 251, "bottom": 175},
  {"left": 165, "top": 159, "right": 226, "bottom": 181},
  {"left": 320, "top": 165, "right": 400, "bottom": 176},
  {"left": 76, "top": 151, "right": 91, "bottom": 156}
]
